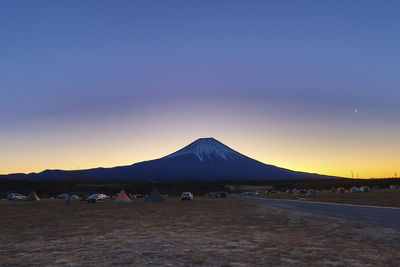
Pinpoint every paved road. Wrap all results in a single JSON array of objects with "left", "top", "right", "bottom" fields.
[{"left": 235, "top": 196, "right": 400, "bottom": 229}]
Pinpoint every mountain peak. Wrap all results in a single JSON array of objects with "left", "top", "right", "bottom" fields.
[
  {"left": 164, "top": 137, "right": 244, "bottom": 161},
  {"left": 192, "top": 137, "right": 220, "bottom": 144}
]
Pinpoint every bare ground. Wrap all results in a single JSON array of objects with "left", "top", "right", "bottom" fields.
[
  {"left": 1, "top": 198, "right": 399, "bottom": 266},
  {"left": 262, "top": 189, "right": 400, "bottom": 208}
]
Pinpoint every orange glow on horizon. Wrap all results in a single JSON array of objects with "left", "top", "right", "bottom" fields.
[{"left": 1, "top": 106, "right": 398, "bottom": 179}]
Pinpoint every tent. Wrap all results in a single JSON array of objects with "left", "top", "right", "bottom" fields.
[
  {"left": 115, "top": 190, "right": 131, "bottom": 203},
  {"left": 144, "top": 188, "right": 165, "bottom": 202},
  {"left": 337, "top": 187, "right": 348, "bottom": 194},
  {"left": 27, "top": 191, "right": 40, "bottom": 201},
  {"left": 57, "top": 194, "right": 69, "bottom": 199}
]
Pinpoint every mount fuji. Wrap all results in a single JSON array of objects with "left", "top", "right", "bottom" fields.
[{"left": 0, "top": 138, "right": 335, "bottom": 181}]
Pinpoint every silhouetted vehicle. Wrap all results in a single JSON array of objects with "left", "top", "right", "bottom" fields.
[
  {"left": 181, "top": 192, "right": 193, "bottom": 200},
  {"left": 87, "top": 194, "right": 107, "bottom": 203},
  {"left": 7, "top": 193, "right": 27, "bottom": 200}
]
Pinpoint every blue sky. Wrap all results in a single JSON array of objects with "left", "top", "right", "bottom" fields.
[{"left": 1, "top": 1, "right": 399, "bottom": 177}]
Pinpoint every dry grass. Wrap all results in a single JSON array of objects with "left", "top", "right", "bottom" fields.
[
  {"left": 1, "top": 198, "right": 400, "bottom": 266},
  {"left": 262, "top": 189, "right": 400, "bottom": 207}
]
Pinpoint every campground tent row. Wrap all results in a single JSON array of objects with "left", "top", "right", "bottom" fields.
[
  {"left": 114, "top": 188, "right": 165, "bottom": 203},
  {"left": 6, "top": 188, "right": 166, "bottom": 203}
]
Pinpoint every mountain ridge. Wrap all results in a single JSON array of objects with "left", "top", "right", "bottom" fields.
[{"left": 0, "top": 138, "right": 339, "bottom": 181}]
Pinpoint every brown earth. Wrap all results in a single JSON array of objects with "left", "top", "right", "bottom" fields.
[
  {"left": 1, "top": 198, "right": 399, "bottom": 266},
  {"left": 261, "top": 189, "right": 400, "bottom": 207}
]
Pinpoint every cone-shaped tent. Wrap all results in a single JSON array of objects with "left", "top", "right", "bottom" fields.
[
  {"left": 144, "top": 188, "right": 165, "bottom": 202},
  {"left": 27, "top": 191, "right": 40, "bottom": 201},
  {"left": 115, "top": 190, "right": 131, "bottom": 203}
]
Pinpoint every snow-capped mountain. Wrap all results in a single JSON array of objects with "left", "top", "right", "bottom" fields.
[
  {"left": 0, "top": 138, "right": 336, "bottom": 181},
  {"left": 164, "top": 138, "right": 245, "bottom": 161}
]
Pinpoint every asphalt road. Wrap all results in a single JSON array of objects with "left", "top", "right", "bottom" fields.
[{"left": 235, "top": 196, "right": 400, "bottom": 229}]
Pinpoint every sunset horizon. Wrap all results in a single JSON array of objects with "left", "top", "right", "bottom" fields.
[
  {"left": 1, "top": 1, "right": 399, "bottom": 178},
  {"left": 0, "top": 135, "right": 397, "bottom": 179}
]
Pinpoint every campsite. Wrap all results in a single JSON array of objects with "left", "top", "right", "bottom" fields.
[
  {"left": 1, "top": 182, "right": 400, "bottom": 265},
  {"left": 1, "top": 196, "right": 400, "bottom": 266}
]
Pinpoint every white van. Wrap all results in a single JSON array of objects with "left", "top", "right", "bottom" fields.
[{"left": 7, "top": 193, "right": 27, "bottom": 200}]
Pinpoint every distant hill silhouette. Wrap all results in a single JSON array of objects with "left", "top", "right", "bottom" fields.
[{"left": 0, "top": 138, "right": 338, "bottom": 181}]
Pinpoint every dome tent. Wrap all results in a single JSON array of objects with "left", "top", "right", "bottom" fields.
[
  {"left": 115, "top": 189, "right": 131, "bottom": 203},
  {"left": 27, "top": 191, "right": 40, "bottom": 201},
  {"left": 144, "top": 188, "right": 165, "bottom": 202}
]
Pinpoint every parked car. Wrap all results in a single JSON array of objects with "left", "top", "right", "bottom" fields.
[
  {"left": 87, "top": 194, "right": 107, "bottom": 203},
  {"left": 349, "top": 187, "right": 361, "bottom": 193},
  {"left": 7, "top": 193, "right": 27, "bottom": 200},
  {"left": 360, "top": 186, "right": 370, "bottom": 192},
  {"left": 181, "top": 192, "right": 193, "bottom": 201}
]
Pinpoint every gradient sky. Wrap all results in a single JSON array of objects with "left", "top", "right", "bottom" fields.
[{"left": 1, "top": 0, "right": 399, "bottom": 178}]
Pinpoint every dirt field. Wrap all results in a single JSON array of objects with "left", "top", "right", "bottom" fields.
[
  {"left": 1, "top": 198, "right": 400, "bottom": 266},
  {"left": 261, "top": 189, "right": 400, "bottom": 207}
]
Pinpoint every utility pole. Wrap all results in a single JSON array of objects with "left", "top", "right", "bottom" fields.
[
  {"left": 351, "top": 170, "right": 354, "bottom": 179},
  {"left": 356, "top": 173, "right": 359, "bottom": 179},
  {"left": 396, "top": 172, "right": 398, "bottom": 179}
]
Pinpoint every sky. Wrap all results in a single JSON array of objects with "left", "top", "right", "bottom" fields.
[{"left": 1, "top": 0, "right": 399, "bottom": 178}]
